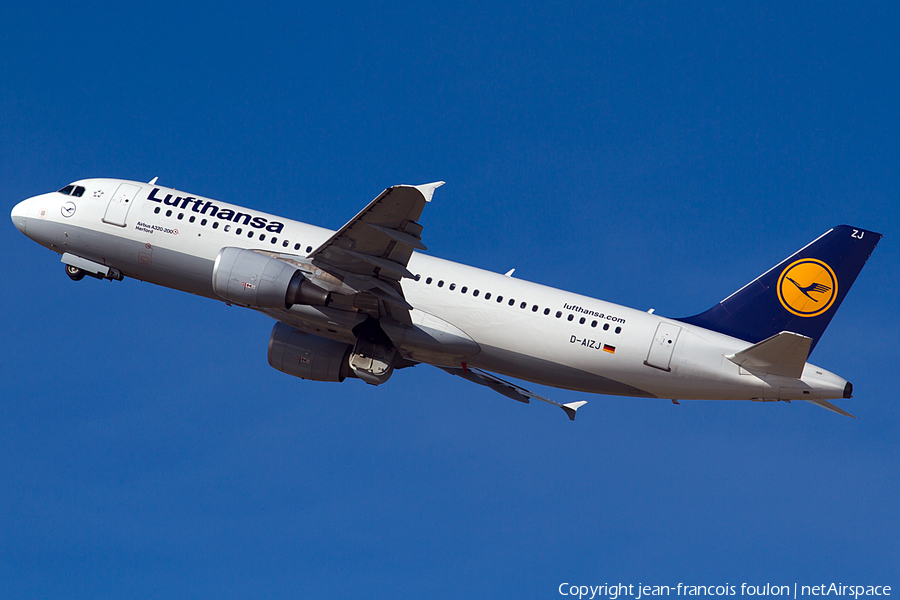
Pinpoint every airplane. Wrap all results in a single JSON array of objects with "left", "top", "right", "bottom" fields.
[{"left": 11, "top": 178, "right": 882, "bottom": 420}]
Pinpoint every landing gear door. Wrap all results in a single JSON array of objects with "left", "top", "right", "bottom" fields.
[
  {"left": 644, "top": 322, "right": 682, "bottom": 372},
  {"left": 103, "top": 183, "right": 141, "bottom": 227}
]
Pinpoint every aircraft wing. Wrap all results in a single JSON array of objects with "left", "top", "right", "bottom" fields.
[
  {"left": 438, "top": 365, "right": 588, "bottom": 421},
  {"left": 308, "top": 182, "right": 444, "bottom": 322}
]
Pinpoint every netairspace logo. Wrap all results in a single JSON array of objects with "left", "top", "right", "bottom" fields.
[{"left": 558, "top": 583, "right": 892, "bottom": 600}]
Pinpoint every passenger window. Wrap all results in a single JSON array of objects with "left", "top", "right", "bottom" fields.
[
  {"left": 259, "top": 234, "right": 266, "bottom": 241},
  {"left": 224, "top": 225, "right": 231, "bottom": 232},
  {"left": 461, "top": 286, "right": 468, "bottom": 294},
  {"left": 485, "top": 293, "right": 491, "bottom": 300},
  {"left": 294, "top": 243, "right": 301, "bottom": 250},
  {"left": 282, "top": 240, "right": 289, "bottom": 247},
  {"left": 306, "top": 246, "right": 313, "bottom": 253},
  {"left": 438, "top": 280, "right": 444, "bottom": 287},
  {"left": 521, "top": 302, "right": 527, "bottom": 309},
  {"left": 579, "top": 317, "right": 586, "bottom": 324},
  {"left": 271, "top": 237, "right": 277, "bottom": 244},
  {"left": 426, "top": 277, "right": 433, "bottom": 284},
  {"left": 236, "top": 228, "right": 243, "bottom": 235},
  {"left": 603, "top": 323, "right": 609, "bottom": 331},
  {"left": 213, "top": 222, "right": 219, "bottom": 229},
  {"left": 57, "top": 185, "right": 75, "bottom": 195},
  {"left": 201, "top": 219, "right": 207, "bottom": 226},
  {"left": 508, "top": 299, "right": 515, "bottom": 306},
  {"left": 556, "top": 311, "right": 562, "bottom": 318},
  {"left": 473, "top": 290, "right": 479, "bottom": 297},
  {"left": 449, "top": 283, "right": 456, "bottom": 291},
  {"left": 615, "top": 326, "right": 622, "bottom": 334},
  {"left": 414, "top": 274, "right": 421, "bottom": 281},
  {"left": 567, "top": 315, "right": 574, "bottom": 321},
  {"left": 165, "top": 210, "right": 172, "bottom": 217},
  {"left": 544, "top": 308, "right": 550, "bottom": 315},
  {"left": 531, "top": 305, "right": 538, "bottom": 312},
  {"left": 189, "top": 216, "right": 195, "bottom": 223},
  {"left": 496, "top": 296, "right": 503, "bottom": 303},
  {"left": 177, "top": 213, "right": 184, "bottom": 220},
  {"left": 154, "top": 207, "right": 160, "bottom": 214},
  {"left": 591, "top": 321, "right": 597, "bottom": 327}
]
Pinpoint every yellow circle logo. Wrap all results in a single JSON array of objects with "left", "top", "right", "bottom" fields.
[{"left": 777, "top": 259, "right": 838, "bottom": 317}]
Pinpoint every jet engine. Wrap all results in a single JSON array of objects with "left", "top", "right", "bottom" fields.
[
  {"left": 212, "top": 247, "right": 330, "bottom": 308},
  {"left": 267, "top": 322, "right": 356, "bottom": 382}
]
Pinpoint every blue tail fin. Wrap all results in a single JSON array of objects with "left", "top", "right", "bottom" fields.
[{"left": 678, "top": 225, "right": 882, "bottom": 353}]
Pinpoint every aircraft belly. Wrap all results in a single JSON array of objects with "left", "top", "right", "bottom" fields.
[
  {"left": 262, "top": 308, "right": 480, "bottom": 366},
  {"left": 470, "top": 343, "right": 654, "bottom": 397},
  {"left": 24, "top": 218, "right": 217, "bottom": 298},
  {"left": 383, "top": 311, "right": 481, "bottom": 364}
]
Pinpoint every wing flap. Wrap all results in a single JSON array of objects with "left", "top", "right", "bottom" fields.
[
  {"left": 325, "top": 247, "right": 415, "bottom": 280},
  {"left": 366, "top": 223, "right": 427, "bottom": 250}
]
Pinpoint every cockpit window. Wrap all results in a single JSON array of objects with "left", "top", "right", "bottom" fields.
[{"left": 56, "top": 184, "right": 85, "bottom": 196}]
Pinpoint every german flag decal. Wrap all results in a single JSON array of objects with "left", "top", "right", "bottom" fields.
[{"left": 603, "top": 344, "right": 616, "bottom": 354}]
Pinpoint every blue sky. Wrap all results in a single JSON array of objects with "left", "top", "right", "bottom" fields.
[{"left": 2, "top": 1, "right": 898, "bottom": 598}]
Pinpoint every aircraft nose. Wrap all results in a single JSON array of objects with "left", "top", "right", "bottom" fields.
[{"left": 11, "top": 197, "right": 32, "bottom": 234}]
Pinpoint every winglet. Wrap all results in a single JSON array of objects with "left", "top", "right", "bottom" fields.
[
  {"left": 561, "top": 401, "right": 588, "bottom": 421},
  {"left": 808, "top": 399, "right": 857, "bottom": 418},
  {"left": 415, "top": 181, "right": 445, "bottom": 203},
  {"left": 148, "top": 176, "right": 158, "bottom": 185}
]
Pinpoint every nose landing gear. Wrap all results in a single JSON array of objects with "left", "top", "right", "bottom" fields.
[
  {"left": 65, "top": 264, "right": 86, "bottom": 281},
  {"left": 62, "top": 257, "right": 122, "bottom": 282}
]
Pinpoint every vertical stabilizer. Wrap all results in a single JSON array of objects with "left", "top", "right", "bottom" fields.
[{"left": 679, "top": 225, "right": 882, "bottom": 353}]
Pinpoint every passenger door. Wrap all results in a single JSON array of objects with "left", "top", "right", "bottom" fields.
[
  {"left": 102, "top": 183, "right": 141, "bottom": 227},
  {"left": 644, "top": 322, "right": 682, "bottom": 371}
]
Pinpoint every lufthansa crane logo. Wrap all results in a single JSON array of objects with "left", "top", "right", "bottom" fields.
[{"left": 777, "top": 258, "right": 838, "bottom": 317}]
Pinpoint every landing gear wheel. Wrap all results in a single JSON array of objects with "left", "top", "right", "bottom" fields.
[{"left": 65, "top": 264, "right": 85, "bottom": 281}]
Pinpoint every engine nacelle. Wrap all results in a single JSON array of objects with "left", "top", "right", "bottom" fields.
[
  {"left": 267, "top": 322, "right": 355, "bottom": 382},
  {"left": 212, "top": 247, "right": 330, "bottom": 308}
]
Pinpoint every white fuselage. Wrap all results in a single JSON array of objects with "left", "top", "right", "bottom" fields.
[{"left": 11, "top": 178, "right": 850, "bottom": 403}]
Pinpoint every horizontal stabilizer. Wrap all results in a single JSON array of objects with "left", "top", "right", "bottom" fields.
[
  {"left": 808, "top": 399, "right": 857, "bottom": 418},
  {"left": 438, "top": 366, "right": 586, "bottom": 420},
  {"left": 726, "top": 331, "right": 812, "bottom": 378}
]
